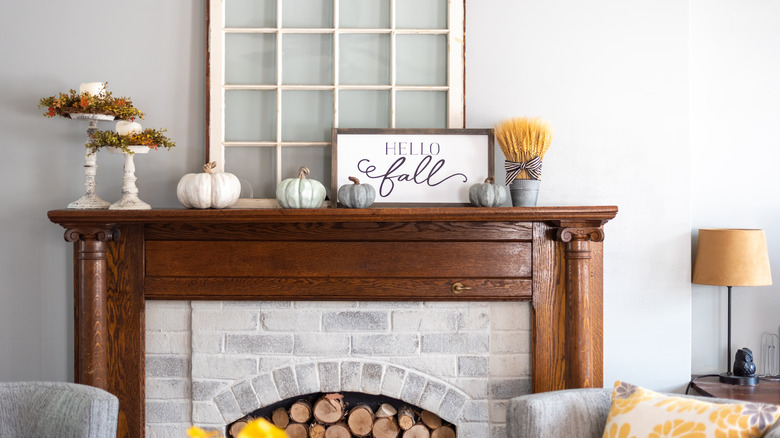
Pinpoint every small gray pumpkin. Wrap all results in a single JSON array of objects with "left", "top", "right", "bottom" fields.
[
  {"left": 337, "top": 176, "right": 376, "bottom": 208},
  {"left": 469, "top": 177, "right": 507, "bottom": 207}
]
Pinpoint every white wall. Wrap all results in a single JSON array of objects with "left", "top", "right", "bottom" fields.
[
  {"left": 690, "top": 0, "right": 780, "bottom": 375},
  {"left": 3, "top": 0, "right": 775, "bottom": 392}
]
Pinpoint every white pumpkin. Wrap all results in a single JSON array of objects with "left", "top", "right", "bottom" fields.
[
  {"left": 276, "top": 166, "right": 327, "bottom": 209},
  {"left": 177, "top": 162, "right": 241, "bottom": 209}
]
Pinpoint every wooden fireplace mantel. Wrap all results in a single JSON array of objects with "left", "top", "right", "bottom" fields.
[{"left": 48, "top": 206, "right": 617, "bottom": 438}]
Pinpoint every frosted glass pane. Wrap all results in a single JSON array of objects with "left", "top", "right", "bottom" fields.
[
  {"left": 338, "top": 90, "right": 390, "bottom": 128},
  {"left": 282, "top": 34, "right": 333, "bottom": 85},
  {"left": 396, "top": 91, "right": 446, "bottom": 128},
  {"left": 282, "top": 91, "right": 334, "bottom": 142},
  {"left": 225, "top": 0, "right": 276, "bottom": 28},
  {"left": 340, "top": 0, "right": 390, "bottom": 28},
  {"left": 339, "top": 34, "right": 390, "bottom": 85},
  {"left": 282, "top": 0, "right": 333, "bottom": 28},
  {"left": 225, "top": 90, "right": 277, "bottom": 141},
  {"left": 225, "top": 34, "right": 276, "bottom": 85},
  {"left": 282, "top": 147, "right": 331, "bottom": 199},
  {"left": 396, "top": 35, "right": 447, "bottom": 86},
  {"left": 225, "top": 147, "right": 277, "bottom": 198},
  {"left": 396, "top": 0, "right": 447, "bottom": 29}
]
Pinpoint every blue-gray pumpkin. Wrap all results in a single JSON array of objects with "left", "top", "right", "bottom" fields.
[
  {"left": 337, "top": 176, "right": 376, "bottom": 208},
  {"left": 469, "top": 177, "right": 507, "bottom": 207},
  {"left": 276, "top": 166, "right": 327, "bottom": 208}
]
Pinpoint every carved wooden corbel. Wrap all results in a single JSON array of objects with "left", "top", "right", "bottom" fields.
[{"left": 63, "top": 225, "right": 119, "bottom": 390}]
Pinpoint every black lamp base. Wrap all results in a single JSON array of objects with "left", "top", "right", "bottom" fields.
[{"left": 719, "top": 373, "right": 760, "bottom": 385}]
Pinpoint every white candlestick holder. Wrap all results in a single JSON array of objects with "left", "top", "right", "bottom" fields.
[
  {"left": 108, "top": 146, "right": 151, "bottom": 210},
  {"left": 67, "top": 113, "right": 114, "bottom": 209}
]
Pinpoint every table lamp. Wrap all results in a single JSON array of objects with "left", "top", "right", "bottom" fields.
[{"left": 692, "top": 228, "right": 772, "bottom": 385}]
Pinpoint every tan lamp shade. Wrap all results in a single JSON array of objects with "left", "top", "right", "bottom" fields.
[{"left": 692, "top": 229, "right": 772, "bottom": 286}]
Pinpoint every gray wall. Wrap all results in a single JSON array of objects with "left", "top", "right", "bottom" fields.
[{"left": 1, "top": 0, "right": 777, "bottom": 391}]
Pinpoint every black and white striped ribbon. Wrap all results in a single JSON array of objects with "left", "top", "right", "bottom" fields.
[{"left": 504, "top": 156, "right": 542, "bottom": 185}]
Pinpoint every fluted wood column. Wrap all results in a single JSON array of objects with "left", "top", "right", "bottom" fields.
[
  {"left": 64, "top": 226, "right": 118, "bottom": 389},
  {"left": 556, "top": 226, "right": 604, "bottom": 388}
]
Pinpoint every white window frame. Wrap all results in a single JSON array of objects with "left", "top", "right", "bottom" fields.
[{"left": 207, "top": 0, "right": 465, "bottom": 207}]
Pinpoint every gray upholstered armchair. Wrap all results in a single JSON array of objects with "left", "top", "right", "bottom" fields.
[
  {"left": 0, "top": 381, "right": 118, "bottom": 438},
  {"left": 507, "top": 388, "right": 780, "bottom": 438}
]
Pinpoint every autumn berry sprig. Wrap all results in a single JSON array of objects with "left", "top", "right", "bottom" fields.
[
  {"left": 86, "top": 128, "right": 175, "bottom": 155},
  {"left": 38, "top": 85, "right": 144, "bottom": 120}
]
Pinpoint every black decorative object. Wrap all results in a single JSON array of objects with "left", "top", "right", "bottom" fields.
[{"left": 734, "top": 348, "right": 757, "bottom": 377}]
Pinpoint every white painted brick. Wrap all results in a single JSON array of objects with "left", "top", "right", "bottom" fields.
[
  {"left": 146, "top": 378, "right": 189, "bottom": 399},
  {"left": 192, "top": 355, "right": 257, "bottom": 380},
  {"left": 359, "top": 301, "right": 423, "bottom": 308},
  {"left": 318, "top": 361, "right": 340, "bottom": 392},
  {"left": 490, "top": 354, "right": 531, "bottom": 377},
  {"left": 394, "top": 356, "right": 457, "bottom": 378},
  {"left": 252, "top": 373, "right": 281, "bottom": 407},
  {"left": 146, "top": 305, "right": 191, "bottom": 332},
  {"left": 399, "top": 372, "right": 427, "bottom": 405},
  {"left": 294, "top": 333, "right": 350, "bottom": 355},
  {"left": 146, "top": 424, "right": 190, "bottom": 438},
  {"left": 490, "top": 302, "right": 531, "bottom": 331},
  {"left": 191, "top": 301, "right": 223, "bottom": 310},
  {"left": 464, "top": 400, "right": 489, "bottom": 422},
  {"left": 232, "top": 380, "right": 260, "bottom": 414},
  {"left": 295, "top": 363, "right": 319, "bottom": 394},
  {"left": 260, "top": 310, "right": 321, "bottom": 332},
  {"left": 146, "top": 331, "right": 189, "bottom": 354},
  {"left": 419, "top": 380, "right": 447, "bottom": 412},
  {"left": 490, "top": 332, "right": 530, "bottom": 354},
  {"left": 458, "top": 356, "right": 489, "bottom": 377},
  {"left": 352, "top": 334, "right": 419, "bottom": 355},
  {"left": 457, "top": 306, "right": 490, "bottom": 330},
  {"left": 192, "top": 332, "right": 224, "bottom": 354},
  {"left": 447, "top": 378, "right": 488, "bottom": 399},
  {"left": 455, "top": 423, "right": 489, "bottom": 438},
  {"left": 146, "top": 400, "right": 190, "bottom": 423},
  {"left": 193, "top": 401, "right": 226, "bottom": 424},
  {"left": 392, "top": 310, "right": 458, "bottom": 332},
  {"left": 259, "top": 357, "right": 295, "bottom": 373},
  {"left": 273, "top": 366, "right": 299, "bottom": 399},
  {"left": 193, "top": 309, "right": 258, "bottom": 331},
  {"left": 323, "top": 310, "right": 389, "bottom": 331},
  {"left": 341, "top": 361, "right": 362, "bottom": 392},
  {"left": 438, "top": 388, "right": 468, "bottom": 422},
  {"left": 361, "top": 362, "right": 384, "bottom": 394},
  {"left": 225, "top": 301, "right": 292, "bottom": 309},
  {"left": 226, "top": 334, "right": 293, "bottom": 354},
  {"left": 380, "top": 365, "right": 406, "bottom": 397},
  {"left": 490, "top": 378, "right": 532, "bottom": 400},
  {"left": 193, "top": 380, "right": 229, "bottom": 401},
  {"left": 490, "top": 400, "right": 509, "bottom": 424},
  {"left": 294, "top": 301, "right": 358, "bottom": 308},
  {"left": 214, "top": 390, "right": 242, "bottom": 423},
  {"left": 146, "top": 355, "right": 189, "bottom": 378},
  {"left": 492, "top": 424, "right": 508, "bottom": 438},
  {"left": 422, "top": 333, "right": 489, "bottom": 354}
]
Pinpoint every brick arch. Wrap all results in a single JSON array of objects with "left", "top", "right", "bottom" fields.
[{"left": 213, "top": 359, "right": 471, "bottom": 425}]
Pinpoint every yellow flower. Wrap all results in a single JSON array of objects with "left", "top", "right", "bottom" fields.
[
  {"left": 237, "top": 418, "right": 288, "bottom": 438},
  {"left": 648, "top": 419, "right": 706, "bottom": 438},
  {"left": 186, "top": 426, "right": 223, "bottom": 438},
  {"left": 604, "top": 422, "right": 635, "bottom": 438}
]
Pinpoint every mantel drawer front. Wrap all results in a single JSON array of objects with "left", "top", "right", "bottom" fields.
[{"left": 145, "top": 241, "right": 532, "bottom": 278}]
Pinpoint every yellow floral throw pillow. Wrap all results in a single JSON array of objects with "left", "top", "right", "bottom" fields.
[{"left": 602, "top": 381, "right": 780, "bottom": 438}]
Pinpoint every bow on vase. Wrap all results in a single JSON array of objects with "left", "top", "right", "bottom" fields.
[{"left": 504, "top": 156, "right": 542, "bottom": 185}]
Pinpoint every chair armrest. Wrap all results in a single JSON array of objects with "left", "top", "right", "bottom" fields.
[{"left": 507, "top": 388, "right": 612, "bottom": 438}]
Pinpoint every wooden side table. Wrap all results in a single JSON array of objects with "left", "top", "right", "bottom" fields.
[{"left": 690, "top": 375, "right": 780, "bottom": 405}]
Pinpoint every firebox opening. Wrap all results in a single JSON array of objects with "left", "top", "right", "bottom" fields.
[{"left": 227, "top": 391, "right": 457, "bottom": 438}]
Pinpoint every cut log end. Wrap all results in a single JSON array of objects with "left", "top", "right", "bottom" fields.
[
  {"left": 324, "top": 422, "right": 350, "bottom": 438},
  {"left": 313, "top": 394, "right": 345, "bottom": 424},
  {"left": 373, "top": 417, "right": 400, "bottom": 438},
  {"left": 285, "top": 422, "right": 308, "bottom": 438},
  {"left": 402, "top": 423, "right": 431, "bottom": 438},
  {"left": 347, "top": 404, "right": 375, "bottom": 436},
  {"left": 420, "top": 410, "right": 442, "bottom": 429},
  {"left": 272, "top": 407, "right": 290, "bottom": 428},
  {"left": 431, "top": 425, "right": 456, "bottom": 438}
]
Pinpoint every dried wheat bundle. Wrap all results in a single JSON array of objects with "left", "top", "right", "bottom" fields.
[{"left": 495, "top": 117, "right": 553, "bottom": 182}]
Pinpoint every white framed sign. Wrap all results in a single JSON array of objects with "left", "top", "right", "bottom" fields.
[{"left": 332, "top": 128, "right": 495, "bottom": 206}]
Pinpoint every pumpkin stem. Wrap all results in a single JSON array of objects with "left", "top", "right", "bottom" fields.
[
  {"left": 348, "top": 176, "right": 360, "bottom": 185},
  {"left": 485, "top": 177, "right": 495, "bottom": 184},
  {"left": 203, "top": 162, "right": 217, "bottom": 174},
  {"left": 298, "top": 167, "right": 310, "bottom": 179}
]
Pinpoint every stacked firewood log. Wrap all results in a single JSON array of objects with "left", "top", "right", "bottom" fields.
[{"left": 228, "top": 393, "right": 456, "bottom": 438}]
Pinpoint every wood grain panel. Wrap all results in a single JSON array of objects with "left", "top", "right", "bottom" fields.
[
  {"left": 144, "top": 221, "right": 533, "bottom": 241},
  {"left": 144, "top": 277, "right": 532, "bottom": 301},
  {"left": 106, "top": 225, "right": 145, "bottom": 438},
  {"left": 590, "top": 241, "right": 604, "bottom": 387},
  {"left": 145, "top": 241, "right": 532, "bottom": 278}
]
